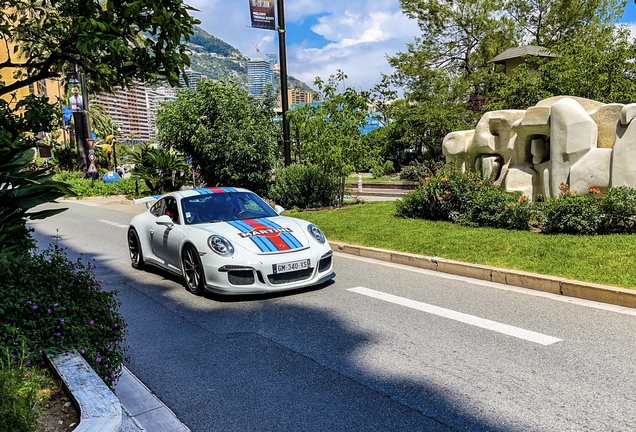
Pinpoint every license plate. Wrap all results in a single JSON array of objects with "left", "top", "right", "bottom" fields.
[{"left": 273, "top": 259, "right": 310, "bottom": 274}]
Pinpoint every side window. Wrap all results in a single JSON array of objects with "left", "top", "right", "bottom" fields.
[
  {"left": 150, "top": 200, "right": 162, "bottom": 217},
  {"left": 164, "top": 198, "right": 180, "bottom": 224}
]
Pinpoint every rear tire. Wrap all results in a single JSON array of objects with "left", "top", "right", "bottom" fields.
[
  {"left": 182, "top": 244, "right": 205, "bottom": 295},
  {"left": 128, "top": 228, "right": 144, "bottom": 270}
]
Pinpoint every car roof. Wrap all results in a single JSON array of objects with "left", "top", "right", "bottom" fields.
[{"left": 174, "top": 187, "right": 252, "bottom": 200}]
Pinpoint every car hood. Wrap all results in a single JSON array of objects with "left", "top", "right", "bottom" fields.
[{"left": 193, "top": 216, "right": 311, "bottom": 254}]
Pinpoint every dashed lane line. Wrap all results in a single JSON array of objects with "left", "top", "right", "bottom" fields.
[
  {"left": 99, "top": 219, "right": 129, "bottom": 229},
  {"left": 348, "top": 286, "right": 562, "bottom": 346}
]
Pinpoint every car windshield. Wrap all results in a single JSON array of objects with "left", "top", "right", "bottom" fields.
[{"left": 180, "top": 191, "right": 278, "bottom": 225}]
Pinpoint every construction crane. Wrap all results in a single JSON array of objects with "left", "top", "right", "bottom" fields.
[{"left": 251, "top": 41, "right": 260, "bottom": 57}]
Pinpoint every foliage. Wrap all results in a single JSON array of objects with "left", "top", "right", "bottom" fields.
[
  {"left": 288, "top": 70, "right": 370, "bottom": 205},
  {"left": 396, "top": 169, "right": 484, "bottom": 222},
  {"left": 370, "top": 160, "right": 395, "bottom": 179},
  {"left": 0, "top": 0, "right": 200, "bottom": 97},
  {"left": 487, "top": 25, "right": 636, "bottom": 110},
  {"left": 189, "top": 26, "right": 242, "bottom": 57},
  {"left": 399, "top": 160, "right": 443, "bottom": 181},
  {"left": 539, "top": 183, "right": 602, "bottom": 235},
  {"left": 0, "top": 245, "right": 128, "bottom": 389},
  {"left": 0, "top": 95, "right": 73, "bottom": 257},
  {"left": 0, "top": 345, "right": 50, "bottom": 432},
  {"left": 128, "top": 144, "right": 190, "bottom": 194},
  {"left": 268, "top": 163, "right": 337, "bottom": 209},
  {"left": 53, "top": 171, "right": 149, "bottom": 198},
  {"left": 156, "top": 79, "right": 278, "bottom": 196},
  {"left": 599, "top": 186, "right": 636, "bottom": 234},
  {"left": 463, "top": 186, "right": 534, "bottom": 230}
]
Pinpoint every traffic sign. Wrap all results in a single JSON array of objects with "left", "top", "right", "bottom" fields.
[
  {"left": 88, "top": 153, "right": 95, "bottom": 162},
  {"left": 87, "top": 161, "right": 97, "bottom": 173},
  {"left": 87, "top": 139, "right": 94, "bottom": 149}
]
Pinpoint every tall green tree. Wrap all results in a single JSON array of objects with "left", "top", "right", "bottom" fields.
[
  {"left": 487, "top": 24, "right": 636, "bottom": 109},
  {"left": 287, "top": 71, "right": 370, "bottom": 205},
  {"left": 0, "top": 0, "right": 199, "bottom": 253},
  {"left": 156, "top": 79, "right": 278, "bottom": 195}
]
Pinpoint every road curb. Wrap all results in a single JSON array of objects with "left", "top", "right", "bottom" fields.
[
  {"left": 49, "top": 350, "right": 122, "bottom": 432},
  {"left": 330, "top": 241, "right": 636, "bottom": 308}
]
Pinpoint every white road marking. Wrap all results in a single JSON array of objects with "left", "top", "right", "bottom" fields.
[
  {"left": 348, "top": 286, "right": 563, "bottom": 346},
  {"left": 336, "top": 252, "right": 636, "bottom": 317},
  {"left": 99, "top": 219, "right": 129, "bottom": 229}
]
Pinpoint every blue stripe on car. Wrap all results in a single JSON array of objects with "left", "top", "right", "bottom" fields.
[{"left": 255, "top": 218, "right": 303, "bottom": 249}]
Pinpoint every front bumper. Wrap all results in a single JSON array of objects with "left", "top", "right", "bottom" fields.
[{"left": 200, "top": 248, "right": 335, "bottom": 295}]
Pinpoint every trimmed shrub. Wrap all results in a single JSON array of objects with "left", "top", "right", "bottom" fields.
[
  {"left": 396, "top": 169, "right": 483, "bottom": 222},
  {"left": 599, "top": 186, "right": 636, "bottom": 233},
  {"left": 464, "top": 186, "right": 533, "bottom": 230},
  {"left": 0, "top": 245, "right": 128, "bottom": 389},
  {"left": 268, "top": 163, "right": 336, "bottom": 209},
  {"left": 539, "top": 183, "right": 602, "bottom": 235}
]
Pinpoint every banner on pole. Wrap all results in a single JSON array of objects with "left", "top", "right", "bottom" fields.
[{"left": 249, "top": 0, "right": 275, "bottom": 30}]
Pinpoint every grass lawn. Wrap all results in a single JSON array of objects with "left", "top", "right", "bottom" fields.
[{"left": 292, "top": 201, "right": 636, "bottom": 289}]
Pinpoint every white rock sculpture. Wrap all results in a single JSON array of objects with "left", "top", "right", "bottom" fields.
[{"left": 441, "top": 96, "right": 636, "bottom": 200}]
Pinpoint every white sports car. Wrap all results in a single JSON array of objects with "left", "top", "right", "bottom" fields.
[{"left": 127, "top": 187, "right": 335, "bottom": 295}]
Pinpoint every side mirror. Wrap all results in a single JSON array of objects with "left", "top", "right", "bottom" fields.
[
  {"left": 156, "top": 215, "right": 174, "bottom": 227},
  {"left": 274, "top": 205, "right": 285, "bottom": 215}
]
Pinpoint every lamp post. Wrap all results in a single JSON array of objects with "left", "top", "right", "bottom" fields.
[
  {"left": 277, "top": 0, "right": 291, "bottom": 166},
  {"left": 112, "top": 123, "right": 119, "bottom": 171}
]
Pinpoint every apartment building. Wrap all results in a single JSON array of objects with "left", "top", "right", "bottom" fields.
[{"left": 247, "top": 58, "right": 274, "bottom": 97}]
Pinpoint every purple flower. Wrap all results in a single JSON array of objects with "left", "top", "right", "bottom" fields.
[
  {"left": 80, "top": 349, "right": 85, "bottom": 354},
  {"left": 59, "top": 343, "right": 63, "bottom": 347},
  {"left": 26, "top": 360, "right": 31, "bottom": 364},
  {"left": 114, "top": 323, "right": 118, "bottom": 328},
  {"left": 89, "top": 320, "right": 94, "bottom": 325},
  {"left": 53, "top": 303, "right": 58, "bottom": 307},
  {"left": 96, "top": 357, "right": 102, "bottom": 363},
  {"left": 32, "top": 305, "right": 38, "bottom": 310},
  {"left": 41, "top": 361, "right": 46, "bottom": 365},
  {"left": 47, "top": 309, "right": 52, "bottom": 314},
  {"left": 56, "top": 333, "right": 61, "bottom": 337},
  {"left": 26, "top": 300, "right": 32, "bottom": 305},
  {"left": 60, "top": 319, "right": 65, "bottom": 324}
]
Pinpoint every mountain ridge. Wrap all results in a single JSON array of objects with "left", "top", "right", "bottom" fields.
[{"left": 187, "top": 26, "right": 315, "bottom": 94}]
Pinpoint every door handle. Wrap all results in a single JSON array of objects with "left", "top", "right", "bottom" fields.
[{"left": 149, "top": 229, "right": 154, "bottom": 235}]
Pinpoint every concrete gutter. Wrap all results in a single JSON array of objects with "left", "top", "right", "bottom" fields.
[
  {"left": 330, "top": 241, "right": 636, "bottom": 309},
  {"left": 49, "top": 351, "right": 122, "bottom": 432}
]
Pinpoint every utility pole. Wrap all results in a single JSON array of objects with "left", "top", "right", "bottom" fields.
[{"left": 277, "top": 0, "right": 291, "bottom": 166}]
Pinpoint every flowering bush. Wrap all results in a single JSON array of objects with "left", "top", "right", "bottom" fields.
[
  {"left": 0, "top": 245, "right": 128, "bottom": 389},
  {"left": 463, "top": 186, "right": 534, "bottom": 230},
  {"left": 539, "top": 183, "right": 602, "bottom": 235},
  {"left": 599, "top": 186, "right": 636, "bottom": 233},
  {"left": 398, "top": 160, "right": 443, "bottom": 181},
  {"left": 396, "top": 169, "right": 484, "bottom": 222}
]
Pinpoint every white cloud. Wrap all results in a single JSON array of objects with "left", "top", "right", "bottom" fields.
[{"left": 186, "top": 0, "right": 420, "bottom": 90}]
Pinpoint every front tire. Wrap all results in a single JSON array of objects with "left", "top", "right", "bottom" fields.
[
  {"left": 128, "top": 228, "right": 144, "bottom": 270},
  {"left": 182, "top": 244, "right": 205, "bottom": 295}
]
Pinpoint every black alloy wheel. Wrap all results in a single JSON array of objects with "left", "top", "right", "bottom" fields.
[
  {"left": 182, "top": 244, "right": 205, "bottom": 295},
  {"left": 128, "top": 228, "right": 144, "bottom": 270}
]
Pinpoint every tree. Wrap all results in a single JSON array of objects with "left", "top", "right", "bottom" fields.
[
  {"left": 504, "top": 0, "right": 624, "bottom": 47},
  {"left": 128, "top": 144, "right": 190, "bottom": 193},
  {"left": 486, "top": 24, "right": 636, "bottom": 109},
  {"left": 0, "top": 0, "right": 199, "bottom": 253},
  {"left": 156, "top": 79, "right": 278, "bottom": 195},
  {"left": 287, "top": 71, "right": 370, "bottom": 205}
]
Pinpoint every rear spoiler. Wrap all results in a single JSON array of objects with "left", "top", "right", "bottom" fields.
[{"left": 132, "top": 195, "right": 162, "bottom": 209}]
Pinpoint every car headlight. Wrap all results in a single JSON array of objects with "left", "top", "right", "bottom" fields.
[
  {"left": 208, "top": 235, "right": 234, "bottom": 256},
  {"left": 307, "top": 224, "right": 326, "bottom": 244}
]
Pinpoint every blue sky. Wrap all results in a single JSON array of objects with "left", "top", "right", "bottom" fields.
[{"left": 187, "top": 0, "right": 636, "bottom": 92}]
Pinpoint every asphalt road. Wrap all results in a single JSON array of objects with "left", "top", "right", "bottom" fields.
[{"left": 29, "top": 200, "right": 636, "bottom": 432}]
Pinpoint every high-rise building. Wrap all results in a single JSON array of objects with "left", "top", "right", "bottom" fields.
[
  {"left": 94, "top": 83, "right": 156, "bottom": 142},
  {"left": 247, "top": 58, "right": 274, "bottom": 98},
  {"left": 178, "top": 68, "right": 207, "bottom": 91}
]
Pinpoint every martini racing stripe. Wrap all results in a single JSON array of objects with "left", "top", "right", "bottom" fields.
[
  {"left": 254, "top": 218, "right": 303, "bottom": 249},
  {"left": 227, "top": 219, "right": 301, "bottom": 252},
  {"left": 193, "top": 187, "right": 238, "bottom": 195}
]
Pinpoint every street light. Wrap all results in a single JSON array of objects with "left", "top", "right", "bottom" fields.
[{"left": 112, "top": 123, "right": 119, "bottom": 171}]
